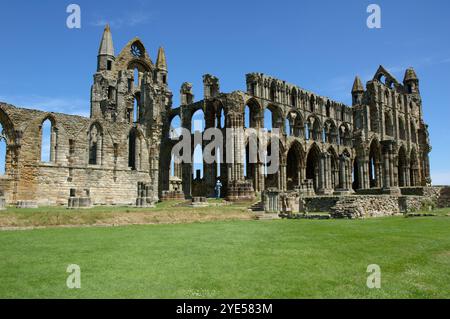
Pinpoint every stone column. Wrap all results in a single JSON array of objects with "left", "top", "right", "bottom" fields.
[
  {"left": 340, "top": 155, "right": 347, "bottom": 190},
  {"left": 422, "top": 151, "right": 431, "bottom": 185},
  {"left": 383, "top": 152, "right": 390, "bottom": 188},
  {"left": 374, "top": 161, "right": 382, "bottom": 188},
  {"left": 405, "top": 162, "right": 410, "bottom": 186},
  {"left": 326, "top": 155, "right": 332, "bottom": 190},
  {"left": 50, "top": 128, "right": 57, "bottom": 163},
  {"left": 390, "top": 151, "right": 396, "bottom": 187},
  {"left": 381, "top": 141, "right": 400, "bottom": 194},
  {"left": 361, "top": 158, "right": 371, "bottom": 189},
  {"left": 317, "top": 153, "right": 333, "bottom": 194},
  {"left": 339, "top": 156, "right": 345, "bottom": 189},
  {"left": 346, "top": 157, "right": 352, "bottom": 190},
  {"left": 259, "top": 162, "right": 265, "bottom": 191},
  {"left": 174, "top": 156, "right": 182, "bottom": 179},
  {"left": 357, "top": 159, "right": 364, "bottom": 190},
  {"left": 96, "top": 134, "right": 103, "bottom": 166}
]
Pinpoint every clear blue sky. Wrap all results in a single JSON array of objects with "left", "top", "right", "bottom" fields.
[{"left": 0, "top": 0, "right": 449, "bottom": 184}]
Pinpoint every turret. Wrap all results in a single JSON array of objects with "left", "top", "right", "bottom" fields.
[
  {"left": 97, "top": 24, "right": 115, "bottom": 72},
  {"left": 351, "top": 76, "right": 364, "bottom": 106},
  {"left": 203, "top": 74, "right": 220, "bottom": 99},
  {"left": 155, "top": 47, "right": 168, "bottom": 85},
  {"left": 180, "top": 82, "right": 194, "bottom": 105},
  {"left": 403, "top": 67, "right": 419, "bottom": 94}
]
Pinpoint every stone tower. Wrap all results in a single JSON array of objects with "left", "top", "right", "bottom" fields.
[{"left": 90, "top": 25, "right": 173, "bottom": 202}]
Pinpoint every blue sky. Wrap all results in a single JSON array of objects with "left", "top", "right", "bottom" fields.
[{"left": 0, "top": 0, "right": 449, "bottom": 183}]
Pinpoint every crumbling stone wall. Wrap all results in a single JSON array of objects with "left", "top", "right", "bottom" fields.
[
  {"left": 304, "top": 196, "right": 340, "bottom": 212},
  {"left": 0, "top": 103, "right": 153, "bottom": 205}
]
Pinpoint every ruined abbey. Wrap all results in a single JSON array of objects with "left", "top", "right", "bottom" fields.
[{"left": 0, "top": 26, "right": 445, "bottom": 215}]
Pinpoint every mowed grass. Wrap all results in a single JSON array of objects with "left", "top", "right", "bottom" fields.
[
  {"left": 1, "top": 214, "right": 450, "bottom": 298},
  {"left": 0, "top": 200, "right": 253, "bottom": 228}
]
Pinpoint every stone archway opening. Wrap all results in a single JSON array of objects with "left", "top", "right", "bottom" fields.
[
  {"left": 244, "top": 99, "right": 261, "bottom": 129},
  {"left": 410, "top": 148, "right": 419, "bottom": 186},
  {"left": 286, "top": 142, "right": 304, "bottom": 190},
  {"left": 369, "top": 139, "right": 382, "bottom": 188},
  {"left": 306, "top": 144, "right": 321, "bottom": 193},
  {"left": 398, "top": 146, "right": 408, "bottom": 187},
  {"left": 328, "top": 147, "right": 339, "bottom": 189}
]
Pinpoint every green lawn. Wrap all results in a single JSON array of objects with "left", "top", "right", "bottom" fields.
[
  {"left": 1, "top": 214, "right": 450, "bottom": 298},
  {"left": 0, "top": 200, "right": 252, "bottom": 228}
]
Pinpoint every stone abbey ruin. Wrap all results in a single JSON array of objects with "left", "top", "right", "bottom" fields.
[{"left": 0, "top": 26, "right": 448, "bottom": 216}]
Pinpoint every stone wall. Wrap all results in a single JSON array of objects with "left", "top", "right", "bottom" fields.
[
  {"left": 331, "top": 195, "right": 400, "bottom": 218},
  {"left": 304, "top": 196, "right": 340, "bottom": 212},
  {"left": 266, "top": 190, "right": 444, "bottom": 218},
  {"left": 0, "top": 103, "right": 155, "bottom": 206}
]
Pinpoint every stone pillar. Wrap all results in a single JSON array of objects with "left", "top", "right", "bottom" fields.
[
  {"left": 174, "top": 156, "right": 182, "bottom": 179},
  {"left": 346, "top": 157, "right": 352, "bottom": 190},
  {"left": 97, "top": 133, "right": 103, "bottom": 166},
  {"left": 318, "top": 153, "right": 333, "bottom": 195},
  {"left": 390, "top": 151, "right": 396, "bottom": 187},
  {"left": 405, "top": 163, "right": 410, "bottom": 187},
  {"left": 422, "top": 151, "right": 431, "bottom": 185},
  {"left": 281, "top": 164, "right": 287, "bottom": 191},
  {"left": 50, "top": 128, "right": 57, "bottom": 162},
  {"left": 360, "top": 158, "right": 371, "bottom": 190},
  {"left": 383, "top": 152, "right": 390, "bottom": 188},
  {"left": 357, "top": 159, "right": 365, "bottom": 190},
  {"left": 256, "top": 162, "right": 265, "bottom": 192},
  {"left": 373, "top": 161, "right": 380, "bottom": 188},
  {"left": 339, "top": 156, "right": 346, "bottom": 189},
  {"left": 326, "top": 155, "right": 332, "bottom": 190},
  {"left": 381, "top": 141, "right": 400, "bottom": 194}
]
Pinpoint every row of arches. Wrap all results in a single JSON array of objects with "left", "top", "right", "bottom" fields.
[
  {"left": 364, "top": 139, "right": 421, "bottom": 189},
  {"left": 371, "top": 108, "right": 418, "bottom": 143},
  {"left": 166, "top": 98, "right": 353, "bottom": 193},
  {"left": 244, "top": 100, "right": 352, "bottom": 145},
  {"left": 0, "top": 117, "right": 147, "bottom": 175},
  {"left": 249, "top": 77, "right": 347, "bottom": 121}
]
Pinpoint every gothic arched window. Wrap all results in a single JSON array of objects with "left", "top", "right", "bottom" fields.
[
  {"left": 88, "top": 123, "right": 103, "bottom": 165},
  {"left": 41, "top": 118, "right": 57, "bottom": 163}
]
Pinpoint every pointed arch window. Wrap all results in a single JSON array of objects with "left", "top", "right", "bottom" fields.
[
  {"left": 0, "top": 124, "right": 6, "bottom": 175},
  {"left": 88, "top": 124, "right": 103, "bottom": 165},
  {"left": 128, "top": 128, "right": 142, "bottom": 171},
  {"left": 41, "top": 118, "right": 57, "bottom": 163}
]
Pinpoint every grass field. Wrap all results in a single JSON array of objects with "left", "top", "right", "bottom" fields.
[
  {"left": 0, "top": 206, "right": 449, "bottom": 298},
  {"left": 0, "top": 200, "right": 253, "bottom": 229}
]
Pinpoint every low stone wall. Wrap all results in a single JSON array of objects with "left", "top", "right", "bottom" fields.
[
  {"left": 262, "top": 186, "right": 450, "bottom": 218},
  {"left": 436, "top": 187, "right": 450, "bottom": 208},
  {"left": 331, "top": 195, "right": 400, "bottom": 218},
  {"left": 331, "top": 194, "right": 437, "bottom": 218},
  {"left": 399, "top": 196, "right": 430, "bottom": 213},
  {"left": 304, "top": 197, "right": 340, "bottom": 212}
]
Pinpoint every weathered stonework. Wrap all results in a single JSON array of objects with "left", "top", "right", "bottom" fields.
[
  {"left": 0, "top": 26, "right": 171, "bottom": 207},
  {"left": 0, "top": 26, "right": 443, "bottom": 213}
]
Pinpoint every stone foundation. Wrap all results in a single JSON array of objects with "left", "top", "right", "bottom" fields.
[
  {"left": 135, "top": 197, "right": 155, "bottom": 208},
  {"left": 331, "top": 196, "right": 400, "bottom": 218},
  {"left": 262, "top": 188, "right": 446, "bottom": 219},
  {"left": 68, "top": 197, "right": 92, "bottom": 209},
  {"left": 161, "top": 190, "right": 185, "bottom": 201},
  {"left": 191, "top": 197, "right": 208, "bottom": 207},
  {"left": 16, "top": 200, "right": 38, "bottom": 209},
  {"left": 226, "top": 180, "right": 255, "bottom": 202}
]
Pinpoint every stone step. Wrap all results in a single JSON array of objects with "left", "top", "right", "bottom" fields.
[
  {"left": 249, "top": 201, "right": 264, "bottom": 212},
  {"left": 254, "top": 213, "right": 280, "bottom": 220}
]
